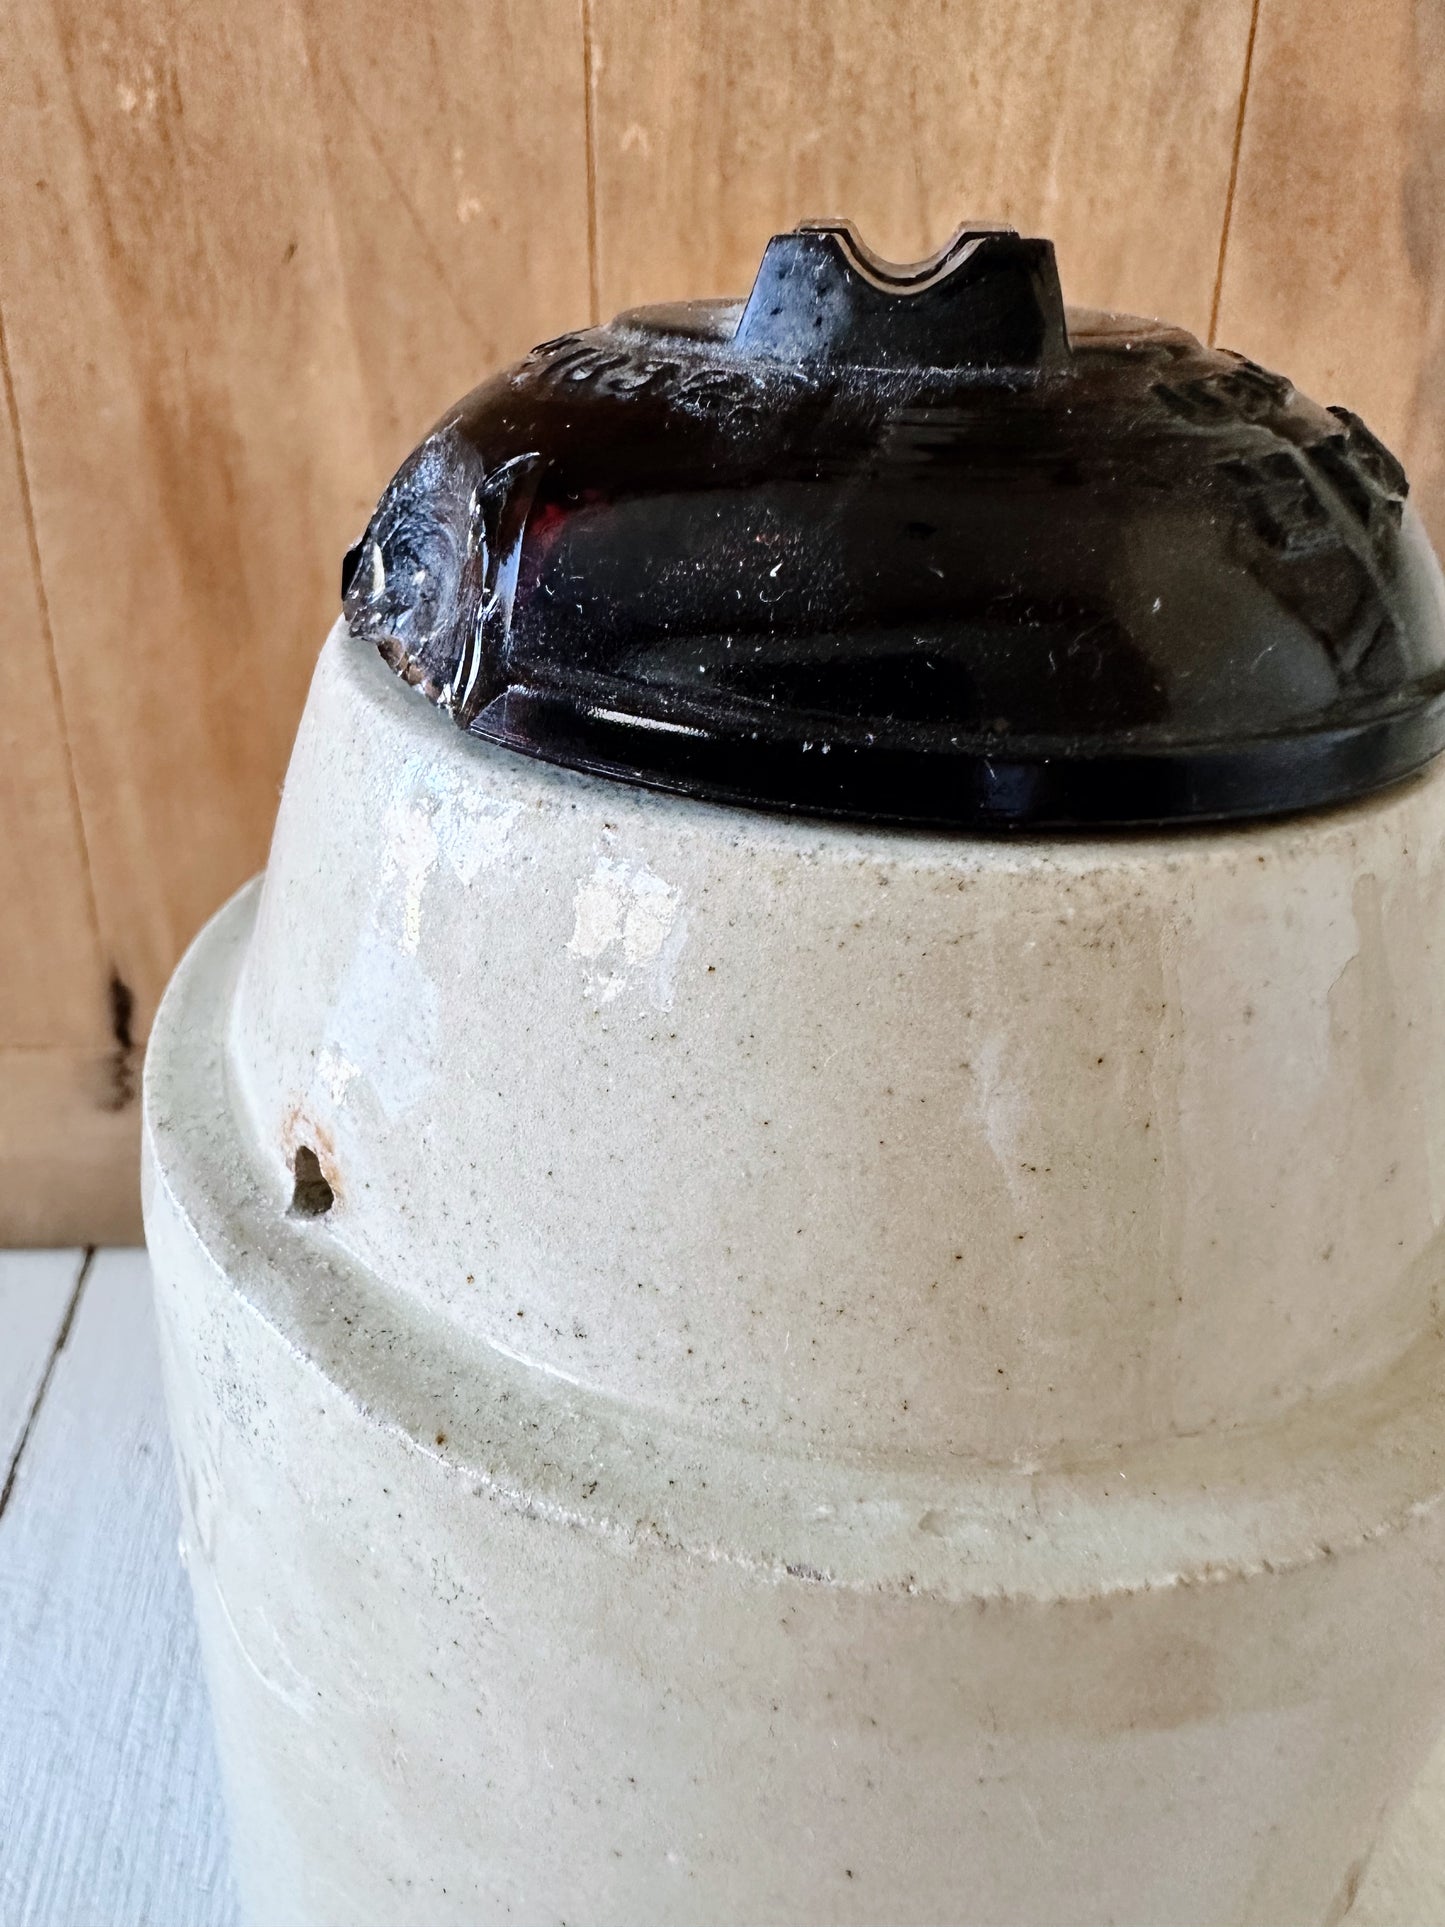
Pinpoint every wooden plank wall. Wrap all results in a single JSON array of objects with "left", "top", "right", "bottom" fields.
[{"left": 1, "top": 0, "right": 1440, "bottom": 1242}]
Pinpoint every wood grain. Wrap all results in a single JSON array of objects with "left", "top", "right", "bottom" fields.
[
  {"left": 0, "top": 0, "right": 362, "bottom": 1037},
  {"left": 0, "top": 1050, "right": 141, "bottom": 1244},
  {"left": 0, "top": 0, "right": 590, "bottom": 1043},
  {"left": 1214, "top": 0, "right": 1445, "bottom": 546},
  {"left": 293, "top": 0, "right": 594, "bottom": 476},
  {"left": 586, "top": 0, "right": 1256, "bottom": 335},
  {"left": 5, "top": 0, "right": 1445, "bottom": 1242},
  {"left": 0, "top": 325, "right": 105, "bottom": 1050},
  {"left": 0, "top": 1249, "right": 238, "bottom": 1926},
  {"left": 0, "top": 332, "right": 130, "bottom": 1240}
]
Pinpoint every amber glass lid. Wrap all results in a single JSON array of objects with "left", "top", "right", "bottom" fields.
[{"left": 342, "top": 221, "right": 1445, "bottom": 830}]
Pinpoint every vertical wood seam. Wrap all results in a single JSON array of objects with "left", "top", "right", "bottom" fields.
[
  {"left": 1208, "top": 0, "right": 1263, "bottom": 344},
  {"left": 581, "top": 0, "right": 600, "bottom": 325},
  {"left": 0, "top": 293, "right": 107, "bottom": 986},
  {"left": 0, "top": 1247, "right": 92, "bottom": 1521}
]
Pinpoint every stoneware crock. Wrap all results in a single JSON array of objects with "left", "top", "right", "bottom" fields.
[{"left": 144, "top": 222, "right": 1445, "bottom": 1926}]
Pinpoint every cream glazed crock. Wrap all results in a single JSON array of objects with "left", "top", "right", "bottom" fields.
[
  {"left": 145, "top": 222, "right": 1445, "bottom": 1925},
  {"left": 144, "top": 622, "right": 1445, "bottom": 1926}
]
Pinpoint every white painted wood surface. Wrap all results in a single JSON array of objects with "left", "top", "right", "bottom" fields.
[
  {"left": 0, "top": 1245, "right": 1441, "bottom": 1924},
  {"left": 0, "top": 1250, "right": 82, "bottom": 1484},
  {"left": 0, "top": 1249, "right": 238, "bottom": 1927}
]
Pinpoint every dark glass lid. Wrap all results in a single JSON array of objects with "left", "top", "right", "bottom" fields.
[{"left": 342, "top": 220, "right": 1445, "bottom": 830}]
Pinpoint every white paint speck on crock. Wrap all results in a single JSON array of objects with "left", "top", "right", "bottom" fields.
[{"left": 567, "top": 855, "right": 688, "bottom": 1009}]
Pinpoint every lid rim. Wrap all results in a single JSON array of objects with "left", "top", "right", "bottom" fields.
[{"left": 467, "top": 680, "right": 1445, "bottom": 833}]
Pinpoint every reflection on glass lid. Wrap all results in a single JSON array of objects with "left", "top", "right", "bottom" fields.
[{"left": 343, "top": 221, "right": 1445, "bottom": 831}]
